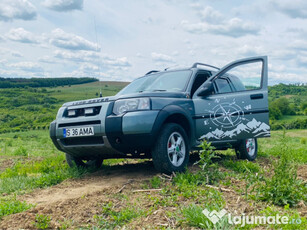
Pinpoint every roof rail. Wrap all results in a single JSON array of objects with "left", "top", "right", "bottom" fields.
[
  {"left": 191, "top": 63, "right": 220, "bottom": 70},
  {"left": 145, "top": 70, "right": 159, "bottom": 75}
]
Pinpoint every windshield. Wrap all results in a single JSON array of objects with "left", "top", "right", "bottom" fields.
[{"left": 117, "top": 70, "right": 192, "bottom": 96}]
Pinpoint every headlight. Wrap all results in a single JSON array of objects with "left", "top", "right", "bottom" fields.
[{"left": 113, "top": 98, "right": 151, "bottom": 115}]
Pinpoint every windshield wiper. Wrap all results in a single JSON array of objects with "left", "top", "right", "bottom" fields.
[{"left": 153, "top": 89, "right": 167, "bottom": 92}]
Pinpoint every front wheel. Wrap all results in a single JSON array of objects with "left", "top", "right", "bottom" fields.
[
  {"left": 65, "top": 153, "right": 103, "bottom": 169},
  {"left": 236, "top": 138, "right": 258, "bottom": 161},
  {"left": 152, "top": 123, "right": 190, "bottom": 174}
]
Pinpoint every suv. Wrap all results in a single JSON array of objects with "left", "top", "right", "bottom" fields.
[{"left": 50, "top": 56, "right": 270, "bottom": 173}]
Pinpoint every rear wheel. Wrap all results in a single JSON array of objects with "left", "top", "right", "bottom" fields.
[
  {"left": 65, "top": 153, "right": 103, "bottom": 169},
  {"left": 152, "top": 123, "right": 190, "bottom": 174},
  {"left": 236, "top": 138, "right": 258, "bottom": 161}
]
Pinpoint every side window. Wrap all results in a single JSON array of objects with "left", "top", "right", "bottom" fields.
[
  {"left": 229, "top": 75, "right": 246, "bottom": 91},
  {"left": 215, "top": 78, "right": 232, "bottom": 93},
  {"left": 221, "top": 61, "right": 263, "bottom": 91}
]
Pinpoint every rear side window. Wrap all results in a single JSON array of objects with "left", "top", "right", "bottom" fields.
[
  {"left": 215, "top": 78, "right": 232, "bottom": 93},
  {"left": 229, "top": 75, "right": 246, "bottom": 91}
]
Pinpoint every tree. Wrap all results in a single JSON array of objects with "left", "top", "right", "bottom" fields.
[{"left": 269, "top": 103, "right": 282, "bottom": 120}]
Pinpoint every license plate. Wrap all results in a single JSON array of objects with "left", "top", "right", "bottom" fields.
[{"left": 63, "top": 127, "right": 94, "bottom": 138}]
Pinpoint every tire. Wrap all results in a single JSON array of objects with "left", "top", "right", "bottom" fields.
[
  {"left": 152, "top": 123, "right": 190, "bottom": 174},
  {"left": 235, "top": 138, "right": 258, "bottom": 161},
  {"left": 65, "top": 153, "right": 103, "bottom": 169}
]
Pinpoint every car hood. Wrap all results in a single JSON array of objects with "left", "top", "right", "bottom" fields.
[{"left": 62, "top": 92, "right": 187, "bottom": 107}]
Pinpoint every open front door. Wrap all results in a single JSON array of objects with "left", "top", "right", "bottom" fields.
[{"left": 193, "top": 56, "right": 270, "bottom": 142}]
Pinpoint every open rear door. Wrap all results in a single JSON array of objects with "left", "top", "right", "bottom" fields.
[{"left": 193, "top": 56, "right": 270, "bottom": 141}]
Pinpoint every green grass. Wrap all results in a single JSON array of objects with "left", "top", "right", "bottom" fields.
[
  {"left": 0, "top": 196, "right": 33, "bottom": 219},
  {"left": 33, "top": 214, "right": 51, "bottom": 230},
  {"left": 0, "top": 81, "right": 127, "bottom": 134},
  {"left": 0, "top": 151, "right": 88, "bottom": 194},
  {"left": 181, "top": 204, "right": 231, "bottom": 229},
  {"left": 258, "top": 130, "right": 307, "bottom": 163},
  {"left": 93, "top": 202, "right": 144, "bottom": 229},
  {"left": 279, "top": 115, "right": 307, "bottom": 121},
  {"left": 222, "top": 159, "right": 261, "bottom": 174}
]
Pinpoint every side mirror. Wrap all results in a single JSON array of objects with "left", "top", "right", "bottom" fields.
[{"left": 197, "top": 81, "right": 213, "bottom": 97}]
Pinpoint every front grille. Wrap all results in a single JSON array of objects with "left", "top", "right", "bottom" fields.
[
  {"left": 61, "top": 136, "right": 104, "bottom": 146},
  {"left": 63, "top": 106, "right": 101, "bottom": 118},
  {"left": 58, "top": 120, "right": 101, "bottom": 128}
]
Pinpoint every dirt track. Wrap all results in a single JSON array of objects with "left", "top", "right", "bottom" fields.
[
  {"left": 1, "top": 158, "right": 306, "bottom": 229},
  {"left": 0, "top": 161, "right": 160, "bottom": 229}
]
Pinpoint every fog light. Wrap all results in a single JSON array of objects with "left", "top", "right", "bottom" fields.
[
  {"left": 84, "top": 108, "right": 94, "bottom": 115},
  {"left": 68, "top": 110, "right": 76, "bottom": 117}
]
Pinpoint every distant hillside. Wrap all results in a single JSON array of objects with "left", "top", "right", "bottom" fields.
[
  {"left": 269, "top": 83, "right": 307, "bottom": 98},
  {"left": 268, "top": 83, "right": 307, "bottom": 130},
  {"left": 0, "top": 77, "right": 99, "bottom": 88}
]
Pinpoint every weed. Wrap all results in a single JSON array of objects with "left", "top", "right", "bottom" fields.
[
  {"left": 300, "top": 137, "right": 306, "bottom": 144},
  {"left": 181, "top": 204, "right": 231, "bottom": 229},
  {"left": 14, "top": 146, "right": 27, "bottom": 156},
  {"left": 254, "top": 131, "right": 307, "bottom": 207},
  {"left": 94, "top": 202, "right": 143, "bottom": 228},
  {"left": 150, "top": 176, "right": 161, "bottom": 188},
  {"left": 249, "top": 205, "right": 307, "bottom": 230},
  {"left": 33, "top": 214, "right": 51, "bottom": 230},
  {"left": 222, "top": 160, "right": 261, "bottom": 174},
  {"left": 0, "top": 155, "right": 87, "bottom": 194},
  {"left": 196, "top": 140, "right": 224, "bottom": 184},
  {"left": 0, "top": 196, "right": 33, "bottom": 219}
]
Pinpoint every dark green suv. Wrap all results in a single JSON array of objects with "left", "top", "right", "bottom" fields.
[{"left": 50, "top": 56, "right": 270, "bottom": 173}]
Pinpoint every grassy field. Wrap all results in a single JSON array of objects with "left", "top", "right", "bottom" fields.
[
  {"left": 0, "top": 81, "right": 128, "bottom": 133},
  {"left": 0, "top": 129, "right": 306, "bottom": 229},
  {"left": 0, "top": 81, "right": 306, "bottom": 228}
]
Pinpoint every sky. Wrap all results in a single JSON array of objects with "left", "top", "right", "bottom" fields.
[{"left": 0, "top": 0, "right": 307, "bottom": 85}]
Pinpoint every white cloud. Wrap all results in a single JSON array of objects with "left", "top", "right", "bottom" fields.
[
  {"left": 151, "top": 52, "right": 175, "bottom": 63},
  {"left": 49, "top": 28, "right": 99, "bottom": 51},
  {"left": 6, "top": 28, "right": 39, "bottom": 44},
  {"left": 182, "top": 6, "right": 260, "bottom": 37},
  {"left": 11, "top": 51, "right": 23, "bottom": 57},
  {"left": 290, "top": 39, "right": 307, "bottom": 50},
  {"left": 38, "top": 56, "right": 57, "bottom": 64},
  {"left": 270, "top": 0, "right": 307, "bottom": 18},
  {"left": 54, "top": 50, "right": 99, "bottom": 62},
  {"left": 237, "top": 45, "right": 265, "bottom": 56},
  {"left": 43, "top": 0, "right": 83, "bottom": 12},
  {"left": 8, "top": 61, "right": 43, "bottom": 72},
  {"left": 181, "top": 17, "right": 260, "bottom": 37},
  {"left": 199, "top": 6, "right": 223, "bottom": 24},
  {"left": 80, "top": 63, "right": 99, "bottom": 72},
  {"left": 54, "top": 50, "right": 131, "bottom": 67},
  {"left": 0, "top": 0, "right": 36, "bottom": 21}
]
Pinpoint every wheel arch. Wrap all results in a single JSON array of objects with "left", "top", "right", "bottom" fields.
[{"left": 152, "top": 105, "right": 195, "bottom": 146}]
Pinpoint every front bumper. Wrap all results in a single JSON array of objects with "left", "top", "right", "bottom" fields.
[{"left": 50, "top": 102, "right": 159, "bottom": 159}]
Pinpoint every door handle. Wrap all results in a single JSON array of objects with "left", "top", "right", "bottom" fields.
[{"left": 250, "top": 93, "right": 263, "bottom": 100}]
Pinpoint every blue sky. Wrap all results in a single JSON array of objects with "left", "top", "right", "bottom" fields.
[{"left": 0, "top": 0, "right": 306, "bottom": 84}]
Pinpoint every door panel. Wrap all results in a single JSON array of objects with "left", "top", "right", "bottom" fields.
[{"left": 193, "top": 56, "right": 270, "bottom": 142}]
